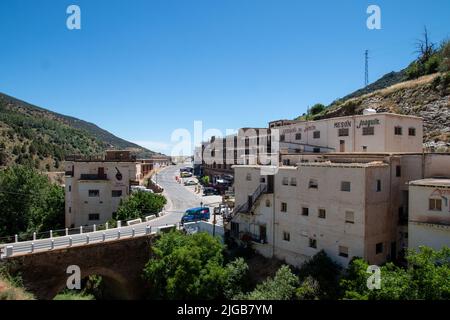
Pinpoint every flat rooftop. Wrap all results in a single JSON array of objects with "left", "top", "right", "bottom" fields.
[{"left": 409, "top": 178, "right": 450, "bottom": 188}]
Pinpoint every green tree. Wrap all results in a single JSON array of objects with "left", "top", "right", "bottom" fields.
[
  {"left": 439, "top": 40, "right": 450, "bottom": 72},
  {"left": 143, "top": 231, "right": 233, "bottom": 299},
  {"left": 200, "top": 176, "right": 210, "bottom": 185},
  {"left": 115, "top": 190, "right": 166, "bottom": 221},
  {"left": 297, "top": 250, "right": 342, "bottom": 299},
  {"left": 310, "top": 103, "right": 326, "bottom": 115},
  {"left": 340, "top": 246, "right": 450, "bottom": 300},
  {"left": 238, "top": 265, "right": 299, "bottom": 300},
  {"left": 223, "top": 257, "right": 249, "bottom": 299},
  {"left": 296, "top": 276, "right": 320, "bottom": 300},
  {"left": 0, "top": 165, "right": 64, "bottom": 237}
]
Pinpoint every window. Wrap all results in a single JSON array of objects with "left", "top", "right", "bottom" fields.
[
  {"left": 429, "top": 198, "right": 442, "bottom": 211},
  {"left": 318, "top": 208, "right": 326, "bottom": 219},
  {"left": 408, "top": 127, "right": 416, "bottom": 136},
  {"left": 282, "top": 177, "right": 289, "bottom": 185},
  {"left": 260, "top": 177, "right": 266, "bottom": 183},
  {"left": 282, "top": 159, "right": 291, "bottom": 166},
  {"left": 345, "top": 211, "right": 354, "bottom": 224},
  {"left": 69, "top": 207, "right": 71, "bottom": 213},
  {"left": 302, "top": 207, "right": 309, "bottom": 216},
  {"left": 89, "top": 213, "right": 100, "bottom": 221},
  {"left": 290, "top": 178, "right": 297, "bottom": 186},
  {"left": 280, "top": 134, "right": 285, "bottom": 142},
  {"left": 309, "top": 238, "right": 317, "bottom": 249},
  {"left": 339, "top": 246, "right": 349, "bottom": 258},
  {"left": 376, "top": 179, "right": 381, "bottom": 192},
  {"left": 281, "top": 202, "right": 287, "bottom": 212},
  {"left": 68, "top": 185, "right": 71, "bottom": 192},
  {"left": 313, "top": 147, "right": 321, "bottom": 153},
  {"left": 338, "top": 128, "right": 349, "bottom": 137},
  {"left": 376, "top": 242, "right": 383, "bottom": 254},
  {"left": 112, "top": 190, "right": 122, "bottom": 197},
  {"left": 396, "top": 165, "right": 401, "bottom": 177},
  {"left": 313, "top": 131, "right": 321, "bottom": 139},
  {"left": 211, "top": 149, "right": 215, "bottom": 157},
  {"left": 341, "top": 181, "right": 351, "bottom": 192},
  {"left": 308, "top": 179, "right": 318, "bottom": 189},
  {"left": 394, "top": 126, "right": 403, "bottom": 135},
  {"left": 362, "top": 146, "right": 368, "bottom": 152},
  {"left": 283, "top": 231, "right": 290, "bottom": 241},
  {"left": 362, "top": 127, "right": 374, "bottom": 135},
  {"left": 295, "top": 133, "right": 302, "bottom": 140},
  {"left": 246, "top": 173, "right": 252, "bottom": 181},
  {"left": 88, "top": 190, "right": 99, "bottom": 197},
  {"left": 265, "top": 199, "right": 271, "bottom": 207}
]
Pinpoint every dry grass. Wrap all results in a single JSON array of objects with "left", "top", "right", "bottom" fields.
[
  {"left": 328, "top": 73, "right": 442, "bottom": 114},
  {"left": 0, "top": 277, "right": 34, "bottom": 300}
]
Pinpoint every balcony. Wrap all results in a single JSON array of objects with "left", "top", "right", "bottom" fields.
[
  {"left": 79, "top": 174, "right": 108, "bottom": 181},
  {"left": 239, "top": 231, "right": 267, "bottom": 244}
]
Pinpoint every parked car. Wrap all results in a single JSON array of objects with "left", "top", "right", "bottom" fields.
[
  {"left": 181, "top": 171, "right": 193, "bottom": 178},
  {"left": 184, "top": 180, "right": 197, "bottom": 186},
  {"left": 203, "top": 187, "right": 219, "bottom": 196},
  {"left": 181, "top": 207, "right": 210, "bottom": 224}
]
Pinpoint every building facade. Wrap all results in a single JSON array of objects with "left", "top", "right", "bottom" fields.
[
  {"left": 199, "top": 112, "right": 423, "bottom": 181},
  {"left": 230, "top": 151, "right": 450, "bottom": 267},
  {"left": 408, "top": 179, "right": 450, "bottom": 251},
  {"left": 64, "top": 151, "right": 142, "bottom": 228}
]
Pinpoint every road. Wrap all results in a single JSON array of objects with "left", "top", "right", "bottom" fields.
[{"left": 153, "top": 164, "right": 223, "bottom": 226}]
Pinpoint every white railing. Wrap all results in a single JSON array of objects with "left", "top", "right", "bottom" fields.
[{"left": 0, "top": 215, "right": 180, "bottom": 259}]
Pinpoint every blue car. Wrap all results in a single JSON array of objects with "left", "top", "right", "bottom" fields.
[{"left": 181, "top": 207, "right": 210, "bottom": 224}]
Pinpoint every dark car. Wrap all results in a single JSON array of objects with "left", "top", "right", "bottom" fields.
[
  {"left": 181, "top": 207, "right": 210, "bottom": 224},
  {"left": 203, "top": 187, "right": 219, "bottom": 196}
]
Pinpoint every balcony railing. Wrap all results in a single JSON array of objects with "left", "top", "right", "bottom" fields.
[{"left": 79, "top": 174, "right": 108, "bottom": 180}]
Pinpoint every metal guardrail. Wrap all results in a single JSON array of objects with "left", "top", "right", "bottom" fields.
[{"left": 0, "top": 213, "right": 182, "bottom": 259}]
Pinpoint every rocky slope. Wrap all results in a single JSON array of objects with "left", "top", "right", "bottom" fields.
[{"left": 307, "top": 73, "right": 450, "bottom": 151}]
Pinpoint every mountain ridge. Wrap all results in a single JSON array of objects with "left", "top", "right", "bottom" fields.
[{"left": 0, "top": 92, "right": 162, "bottom": 170}]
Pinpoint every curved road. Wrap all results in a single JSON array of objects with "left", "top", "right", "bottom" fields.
[{"left": 150, "top": 164, "right": 223, "bottom": 226}]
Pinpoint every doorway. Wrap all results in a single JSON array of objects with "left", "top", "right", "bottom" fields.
[{"left": 339, "top": 140, "right": 345, "bottom": 152}]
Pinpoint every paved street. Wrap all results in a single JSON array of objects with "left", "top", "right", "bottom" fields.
[{"left": 148, "top": 164, "right": 223, "bottom": 226}]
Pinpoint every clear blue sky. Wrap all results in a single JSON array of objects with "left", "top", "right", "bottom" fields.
[{"left": 0, "top": 0, "right": 449, "bottom": 154}]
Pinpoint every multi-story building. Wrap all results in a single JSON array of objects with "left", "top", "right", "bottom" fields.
[
  {"left": 64, "top": 150, "right": 142, "bottom": 228},
  {"left": 408, "top": 178, "right": 450, "bottom": 251},
  {"left": 231, "top": 152, "right": 450, "bottom": 267},
  {"left": 199, "top": 111, "right": 423, "bottom": 182}
]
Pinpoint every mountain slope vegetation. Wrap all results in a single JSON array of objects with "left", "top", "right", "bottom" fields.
[{"left": 0, "top": 93, "right": 159, "bottom": 170}]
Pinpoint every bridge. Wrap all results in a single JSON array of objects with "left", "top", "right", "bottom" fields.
[
  {"left": 0, "top": 165, "right": 225, "bottom": 299},
  {"left": 0, "top": 218, "right": 182, "bottom": 299}
]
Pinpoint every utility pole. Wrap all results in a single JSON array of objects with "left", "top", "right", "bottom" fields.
[{"left": 365, "top": 50, "right": 369, "bottom": 87}]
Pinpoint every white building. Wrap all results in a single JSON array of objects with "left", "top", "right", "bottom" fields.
[
  {"left": 408, "top": 179, "right": 450, "bottom": 251},
  {"left": 231, "top": 151, "right": 450, "bottom": 267},
  {"left": 64, "top": 151, "right": 142, "bottom": 227},
  {"left": 200, "top": 112, "right": 423, "bottom": 180}
]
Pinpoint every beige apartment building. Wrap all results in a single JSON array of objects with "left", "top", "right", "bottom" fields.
[
  {"left": 408, "top": 178, "right": 450, "bottom": 251},
  {"left": 200, "top": 111, "right": 423, "bottom": 181},
  {"left": 230, "top": 151, "right": 450, "bottom": 267},
  {"left": 64, "top": 151, "right": 142, "bottom": 228}
]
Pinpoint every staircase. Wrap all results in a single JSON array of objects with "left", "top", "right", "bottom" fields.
[{"left": 224, "top": 184, "right": 268, "bottom": 225}]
